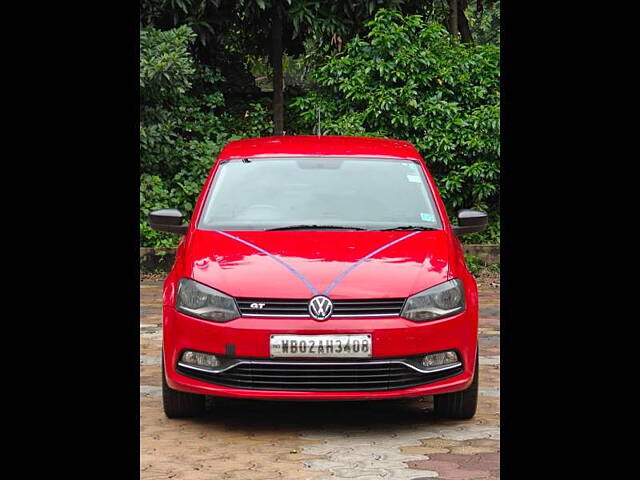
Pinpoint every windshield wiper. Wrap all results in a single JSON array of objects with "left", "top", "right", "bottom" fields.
[
  {"left": 267, "top": 225, "right": 368, "bottom": 231},
  {"left": 380, "top": 226, "right": 438, "bottom": 231}
]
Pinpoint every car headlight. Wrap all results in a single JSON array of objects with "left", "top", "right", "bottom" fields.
[
  {"left": 401, "top": 279, "right": 465, "bottom": 321},
  {"left": 176, "top": 278, "right": 240, "bottom": 322}
]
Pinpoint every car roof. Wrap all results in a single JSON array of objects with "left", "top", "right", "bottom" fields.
[{"left": 217, "top": 135, "right": 422, "bottom": 161}]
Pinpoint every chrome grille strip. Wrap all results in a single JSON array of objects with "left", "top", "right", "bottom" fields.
[
  {"left": 176, "top": 358, "right": 463, "bottom": 392},
  {"left": 236, "top": 298, "right": 406, "bottom": 318},
  {"left": 178, "top": 359, "right": 462, "bottom": 375}
]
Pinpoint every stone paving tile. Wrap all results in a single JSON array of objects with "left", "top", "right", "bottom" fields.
[
  {"left": 141, "top": 354, "right": 162, "bottom": 366},
  {"left": 140, "top": 280, "right": 500, "bottom": 479},
  {"left": 141, "top": 364, "right": 162, "bottom": 389},
  {"left": 141, "top": 385, "right": 162, "bottom": 397},
  {"left": 401, "top": 438, "right": 500, "bottom": 456},
  {"left": 298, "top": 409, "right": 499, "bottom": 479},
  {"left": 479, "top": 356, "right": 500, "bottom": 366},
  {"left": 408, "top": 454, "right": 499, "bottom": 480},
  {"left": 141, "top": 396, "right": 329, "bottom": 480}
]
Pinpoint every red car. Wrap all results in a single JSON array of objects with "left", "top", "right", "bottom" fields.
[{"left": 150, "top": 135, "right": 488, "bottom": 419}]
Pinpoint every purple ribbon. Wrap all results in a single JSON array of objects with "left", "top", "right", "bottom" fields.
[{"left": 214, "top": 230, "right": 420, "bottom": 297}]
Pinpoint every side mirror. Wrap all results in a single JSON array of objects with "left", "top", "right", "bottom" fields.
[
  {"left": 451, "top": 209, "right": 488, "bottom": 236},
  {"left": 148, "top": 208, "right": 188, "bottom": 235}
]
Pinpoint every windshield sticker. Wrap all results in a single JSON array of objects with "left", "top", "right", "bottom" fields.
[
  {"left": 407, "top": 175, "right": 421, "bottom": 183},
  {"left": 420, "top": 213, "right": 435, "bottom": 222}
]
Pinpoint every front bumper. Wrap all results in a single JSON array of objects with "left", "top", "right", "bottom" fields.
[{"left": 163, "top": 308, "right": 477, "bottom": 400}]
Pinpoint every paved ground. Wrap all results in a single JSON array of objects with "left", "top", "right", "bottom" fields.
[{"left": 140, "top": 281, "right": 500, "bottom": 479}]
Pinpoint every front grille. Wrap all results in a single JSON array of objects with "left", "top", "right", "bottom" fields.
[
  {"left": 177, "top": 359, "right": 462, "bottom": 392},
  {"left": 236, "top": 298, "right": 406, "bottom": 318}
]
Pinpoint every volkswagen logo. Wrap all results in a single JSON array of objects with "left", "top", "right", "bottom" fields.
[{"left": 308, "top": 295, "right": 333, "bottom": 321}]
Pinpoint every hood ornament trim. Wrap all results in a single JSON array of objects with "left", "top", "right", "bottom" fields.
[{"left": 308, "top": 295, "right": 333, "bottom": 321}]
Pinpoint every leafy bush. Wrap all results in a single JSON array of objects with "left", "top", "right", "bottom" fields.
[
  {"left": 140, "top": 26, "right": 273, "bottom": 247},
  {"left": 468, "top": 0, "right": 501, "bottom": 46},
  {"left": 464, "top": 254, "right": 484, "bottom": 276},
  {"left": 464, "top": 254, "right": 500, "bottom": 277},
  {"left": 139, "top": 11, "right": 500, "bottom": 248},
  {"left": 140, "top": 26, "right": 196, "bottom": 101},
  {"left": 292, "top": 9, "right": 500, "bottom": 240}
]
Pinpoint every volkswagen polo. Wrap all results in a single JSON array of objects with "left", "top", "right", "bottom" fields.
[{"left": 149, "top": 135, "right": 488, "bottom": 419}]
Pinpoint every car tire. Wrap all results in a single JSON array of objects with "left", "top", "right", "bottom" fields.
[
  {"left": 161, "top": 352, "right": 206, "bottom": 418},
  {"left": 433, "top": 352, "right": 479, "bottom": 420}
]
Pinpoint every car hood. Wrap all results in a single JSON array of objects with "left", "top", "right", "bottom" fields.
[{"left": 185, "top": 230, "right": 450, "bottom": 299}]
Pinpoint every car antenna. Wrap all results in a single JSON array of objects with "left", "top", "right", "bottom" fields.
[{"left": 316, "top": 107, "right": 322, "bottom": 136}]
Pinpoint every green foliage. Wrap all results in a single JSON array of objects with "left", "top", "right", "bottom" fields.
[
  {"left": 461, "top": 216, "right": 500, "bottom": 244},
  {"left": 140, "top": 26, "right": 197, "bottom": 101},
  {"left": 464, "top": 254, "right": 499, "bottom": 276},
  {"left": 292, "top": 9, "right": 500, "bottom": 239},
  {"left": 139, "top": 6, "right": 500, "bottom": 248},
  {"left": 468, "top": 1, "right": 500, "bottom": 45},
  {"left": 140, "top": 25, "right": 273, "bottom": 247},
  {"left": 464, "top": 254, "right": 483, "bottom": 276}
]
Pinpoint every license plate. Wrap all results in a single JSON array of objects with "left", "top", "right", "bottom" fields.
[{"left": 270, "top": 334, "right": 372, "bottom": 358}]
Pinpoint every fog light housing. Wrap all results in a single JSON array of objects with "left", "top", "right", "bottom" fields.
[
  {"left": 422, "top": 351, "right": 459, "bottom": 368},
  {"left": 181, "top": 350, "right": 220, "bottom": 369}
]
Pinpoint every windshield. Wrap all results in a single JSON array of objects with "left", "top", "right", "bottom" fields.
[{"left": 198, "top": 157, "right": 442, "bottom": 231}]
